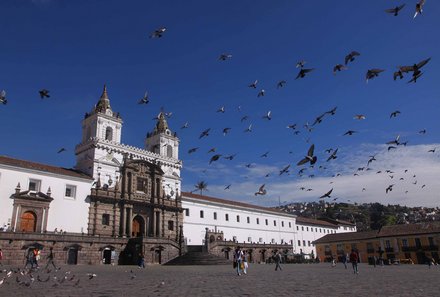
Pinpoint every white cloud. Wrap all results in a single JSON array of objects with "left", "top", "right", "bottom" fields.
[{"left": 189, "top": 143, "right": 440, "bottom": 208}]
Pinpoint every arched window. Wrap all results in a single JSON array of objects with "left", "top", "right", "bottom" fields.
[
  {"left": 105, "top": 127, "right": 113, "bottom": 141},
  {"left": 166, "top": 145, "right": 173, "bottom": 158}
]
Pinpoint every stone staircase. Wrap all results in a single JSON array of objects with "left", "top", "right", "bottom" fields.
[{"left": 164, "top": 245, "right": 231, "bottom": 265}]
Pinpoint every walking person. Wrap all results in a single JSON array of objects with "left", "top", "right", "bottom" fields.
[
  {"left": 138, "top": 252, "right": 145, "bottom": 268},
  {"left": 234, "top": 246, "right": 244, "bottom": 276},
  {"left": 24, "top": 248, "right": 34, "bottom": 269},
  {"left": 350, "top": 249, "right": 359, "bottom": 274},
  {"left": 33, "top": 248, "right": 40, "bottom": 268},
  {"left": 275, "top": 251, "right": 283, "bottom": 271},
  {"left": 342, "top": 253, "right": 348, "bottom": 269},
  {"left": 242, "top": 251, "right": 248, "bottom": 275},
  {"left": 45, "top": 247, "right": 57, "bottom": 270}
]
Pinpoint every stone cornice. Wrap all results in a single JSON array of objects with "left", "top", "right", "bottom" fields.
[{"left": 75, "top": 138, "right": 182, "bottom": 170}]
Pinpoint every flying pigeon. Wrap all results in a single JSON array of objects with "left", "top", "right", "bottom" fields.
[
  {"left": 219, "top": 53, "right": 232, "bottom": 61},
  {"left": 254, "top": 184, "right": 267, "bottom": 196},
  {"left": 345, "top": 51, "right": 360, "bottom": 65},
  {"left": 0, "top": 90, "right": 7, "bottom": 104},
  {"left": 414, "top": 0, "right": 426, "bottom": 18},
  {"left": 385, "top": 4, "right": 406, "bottom": 16},
  {"left": 39, "top": 89, "right": 50, "bottom": 99},
  {"left": 297, "top": 144, "right": 317, "bottom": 166},
  {"left": 150, "top": 27, "right": 166, "bottom": 38},
  {"left": 138, "top": 91, "right": 149, "bottom": 104},
  {"left": 320, "top": 188, "right": 333, "bottom": 199}
]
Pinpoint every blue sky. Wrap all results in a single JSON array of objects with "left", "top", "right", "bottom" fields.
[{"left": 1, "top": 0, "right": 440, "bottom": 207}]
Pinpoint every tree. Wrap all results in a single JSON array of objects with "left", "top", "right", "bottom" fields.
[{"left": 194, "top": 181, "right": 208, "bottom": 196}]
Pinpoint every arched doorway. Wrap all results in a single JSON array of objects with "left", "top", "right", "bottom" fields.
[
  {"left": 132, "top": 216, "right": 144, "bottom": 237},
  {"left": 103, "top": 248, "right": 112, "bottom": 264},
  {"left": 20, "top": 211, "right": 36, "bottom": 232}
]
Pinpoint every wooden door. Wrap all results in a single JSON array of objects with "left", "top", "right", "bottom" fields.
[
  {"left": 132, "top": 218, "right": 141, "bottom": 237},
  {"left": 20, "top": 211, "right": 36, "bottom": 232}
]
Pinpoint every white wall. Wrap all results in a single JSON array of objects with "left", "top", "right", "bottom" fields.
[
  {"left": 294, "top": 223, "right": 337, "bottom": 255},
  {"left": 182, "top": 196, "right": 297, "bottom": 246},
  {"left": 0, "top": 164, "right": 92, "bottom": 233}
]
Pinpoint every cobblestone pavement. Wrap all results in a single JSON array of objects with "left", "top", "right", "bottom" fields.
[{"left": 1, "top": 263, "right": 439, "bottom": 297}]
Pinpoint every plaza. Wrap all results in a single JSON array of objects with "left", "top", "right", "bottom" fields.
[{"left": 0, "top": 262, "right": 439, "bottom": 296}]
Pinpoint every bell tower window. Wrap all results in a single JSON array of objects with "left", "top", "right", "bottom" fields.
[
  {"left": 105, "top": 127, "right": 113, "bottom": 141},
  {"left": 166, "top": 145, "right": 173, "bottom": 158}
]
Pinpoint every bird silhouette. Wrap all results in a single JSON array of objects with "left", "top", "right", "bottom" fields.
[
  {"left": 296, "top": 60, "right": 306, "bottom": 68},
  {"left": 138, "top": 91, "right": 149, "bottom": 104},
  {"left": 0, "top": 90, "right": 7, "bottom": 105},
  {"left": 254, "top": 184, "right": 267, "bottom": 196},
  {"left": 295, "top": 68, "right": 315, "bottom": 79},
  {"left": 279, "top": 165, "right": 290, "bottom": 175},
  {"left": 390, "top": 110, "right": 401, "bottom": 118},
  {"left": 222, "top": 127, "right": 231, "bottom": 136},
  {"left": 354, "top": 114, "right": 366, "bottom": 120},
  {"left": 326, "top": 149, "right": 338, "bottom": 162},
  {"left": 57, "top": 148, "right": 66, "bottom": 154},
  {"left": 343, "top": 130, "right": 357, "bottom": 136},
  {"left": 248, "top": 80, "right": 258, "bottom": 89},
  {"left": 262, "top": 111, "right": 272, "bottom": 120},
  {"left": 333, "top": 64, "right": 348, "bottom": 74},
  {"left": 150, "top": 27, "right": 166, "bottom": 38},
  {"left": 297, "top": 144, "right": 317, "bottom": 166},
  {"left": 209, "top": 154, "right": 222, "bottom": 164},
  {"left": 277, "top": 80, "right": 287, "bottom": 88},
  {"left": 345, "top": 51, "right": 360, "bottom": 65},
  {"left": 385, "top": 4, "right": 406, "bottom": 16},
  {"left": 257, "top": 89, "right": 265, "bottom": 97},
  {"left": 319, "top": 188, "right": 333, "bottom": 199},
  {"left": 39, "top": 89, "right": 50, "bottom": 99},
  {"left": 366, "top": 69, "right": 385, "bottom": 82},
  {"left": 199, "top": 128, "right": 211, "bottom": 139},
  {"left": 244, "top": 124, "right": 252, "bottom": 133},
  {"left": 188, "top": 147, "right": 199, "bottom": 154},
  {"left": 414, "top": 0, "right": 426, "bottom": 18},
  {"left": 219, "top": 53, "right": 232, "bottom": 61}
]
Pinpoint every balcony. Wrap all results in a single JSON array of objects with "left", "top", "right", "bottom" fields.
[
  {"left": 324, "top": 251, "right": 332, "bottom": 256},
  {"left": 401, "top": 245, "right": 438, "bottom": 252},
  {"left": 385, "top": 247, "right": 394, "bottom": 253},
  {"left": 366, "top": 249, "right": 375, "bottom": 254},
  {"left": 337, "top": 250, "right": 345, "bottom": 255}
]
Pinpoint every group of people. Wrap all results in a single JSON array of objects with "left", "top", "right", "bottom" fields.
[
  {"left": 233, "top": 247, "right": 284, "bottom": 276},
  {"left": 24, "top": 247, "right": 57, "bottom": 270},
  {"left": 332, "top": 249, "right": 359, "bottom": 274},
  {"left": 233, "top": 247, "right": 249, "bottom": 276}
]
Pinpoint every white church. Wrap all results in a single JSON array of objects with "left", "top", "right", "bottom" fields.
[{"left": 0, "top": 86, "right": 355, "bottom": 262}]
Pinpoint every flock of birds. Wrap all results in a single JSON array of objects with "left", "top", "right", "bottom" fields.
[
  {"left": 0, "top": 1, "right": 435, "bottom": 205},
  {"left": 0, "top": 265, "right": 167, "bottom": 292},
  {"left": 0, "top": 266, "right": 91, "bottom": 289}
]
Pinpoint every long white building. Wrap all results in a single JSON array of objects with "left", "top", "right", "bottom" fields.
[{"left": 182, "top": 192, "right": 297, "bottom": 246}]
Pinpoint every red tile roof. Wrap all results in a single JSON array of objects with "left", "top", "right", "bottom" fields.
[
  {"left": 295, "top": 216, "right": 339, "bottom": 228},
  {"left": 313, "top": 230, "right": 379, "bottom": 244},
  {"left": 378, "top": 222, "right": 440, "bottom": 237},
  {"left": 182, "top": 192, "right": 296, "bottom": 217},
  {"left": 0, "top": 155, "right": 93, "bottom": 180}
]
